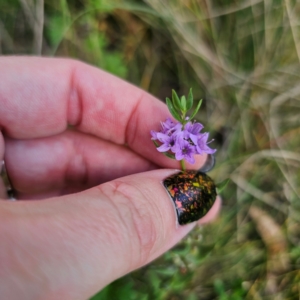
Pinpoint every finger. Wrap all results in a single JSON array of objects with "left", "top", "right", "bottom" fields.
[
  {"left": 0, "top": 134, "right": 6, "bottom": 199},
  {"left": 0, "top": 169, "right": 221, "bottom": 299},
  {"left": 0, "top": 57, "right": 207, "bottom": 169},
  {"left": 4, "top": 130, "right": 157, "bottom": 197}
]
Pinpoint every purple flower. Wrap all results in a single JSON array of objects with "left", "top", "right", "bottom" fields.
[
  {"left": 150, "top": 130, "right": 158, "bottom": 140},
  {"left": 151, "top": 118, "right": 181, "bottom": 140},
  {"left": 195, "top": 133, "right": 216, "bottom": 155},
  {"left": 173, "top": 137, "right": 196, "bottom": 164},
  {"left": 151, "top": 117, "right": 216, "bottom": 164},
  {"left": 155, "top": 132, "right": 178, "bottom": 153},
  {"left": 161, "top": 118, "right": 180, "bottom": 134},
  {"left": 183, "top": 121, "right": 204, "bottom": 143}
]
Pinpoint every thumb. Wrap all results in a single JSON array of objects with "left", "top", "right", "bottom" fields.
[{"left": 0, "top": 169, "right": 220, "bottom": 300}]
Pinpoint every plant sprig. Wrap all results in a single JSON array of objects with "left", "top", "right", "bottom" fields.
[
  {"left": 166, "top": 88, "right": 202, "bottom": 126},
  {"left": 150, "top": 88, "right": 216, "bottom": 172}
]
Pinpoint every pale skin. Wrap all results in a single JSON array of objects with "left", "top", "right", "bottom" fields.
[{"left": 0, "top": 57, "right": 221, "bottom": 300}]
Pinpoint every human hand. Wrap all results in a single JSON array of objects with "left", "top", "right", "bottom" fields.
[{"left": 0, "top": 57, "right": 221, "bottom": 299}]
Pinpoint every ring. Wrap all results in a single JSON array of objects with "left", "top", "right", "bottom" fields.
[
  {"left": 198, "top": 153, "right": 215, "bottom": 173},
  {"left": 0, "top": 160, "right": 16, "bottom": 200}
]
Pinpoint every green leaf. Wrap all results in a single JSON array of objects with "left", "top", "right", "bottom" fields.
[
  {"left": 152, "top": 140, "right": 160, "bottom": 147},
  {"left": 47, "top": 14, "right": 70, "bottom": 46},
  {"left": 172, "top": 89, "right": 182, "bottom": 111},
  {"left": 189, "top": 99, "right": 203, "bottom": 119},
  {"left": 181, "top": 95, "right": 187, "bottom": 111},
  {"left": 166, "top": 97, "right": 172, "bottom": 105},
  {"left": 166, "top": 97, "right": 182, "bottom": 121},
  {"left": 214, "top": 279, "right": 226, "bottom": 296},
  {"left": 162, "top": 152, "right": 176, "bottom": 159},
  {"left": 216, "top": 178, "right": 230, "bottom": 194},
  {"left": 186, "top": 88, "right": 193, "bottom": 110}
]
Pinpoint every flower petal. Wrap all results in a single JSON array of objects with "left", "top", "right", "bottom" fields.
[
  {"left": 157, "top": 143, "right": 171, "bottom": 152},
  {"left": 150, "top": 130, "right": 158, "bottom": 140}
]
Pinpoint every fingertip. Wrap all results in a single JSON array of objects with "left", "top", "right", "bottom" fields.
[
  {"left": 185, "top": 154, "right": 208, "bottom": 170},
  {"left": 159, "top": 154, "right": 207, "bottom": 171}
]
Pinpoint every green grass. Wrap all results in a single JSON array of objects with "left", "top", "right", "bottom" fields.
[{"left": 1, "top": 0, "right": 300, "bottom": 299}]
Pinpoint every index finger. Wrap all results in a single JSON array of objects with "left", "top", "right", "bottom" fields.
[{"left": 0, "top": 57, "right": 206, "bottom": 168}]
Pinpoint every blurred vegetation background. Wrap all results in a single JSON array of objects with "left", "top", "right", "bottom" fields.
[{"left": 1, "top": 0, "right": 300, "bottom": 299}]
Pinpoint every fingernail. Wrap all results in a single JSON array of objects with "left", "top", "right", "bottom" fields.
[
  {"left": 163, "top": 170, "right": 217, "bottom": 226},
  {"left": 198, "top": 154, "right": 215, "bottom": 173}
]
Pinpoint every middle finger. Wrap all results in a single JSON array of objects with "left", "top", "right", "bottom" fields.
[{"left": 4, "top": 130, "right": 157, "bottom": 199}]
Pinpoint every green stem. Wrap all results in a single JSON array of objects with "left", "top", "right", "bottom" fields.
[
  {"left": 180, "top": 159, "right": 186, "bottom": 171},
  {"left": 182, "top": 112, "right": 186, "bottom": 120}
]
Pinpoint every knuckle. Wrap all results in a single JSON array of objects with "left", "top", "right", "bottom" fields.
[{"left": 99, "top": 180, "right": 163, "bottom": 267}]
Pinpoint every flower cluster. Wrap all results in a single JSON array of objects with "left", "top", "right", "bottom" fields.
[
  {"left": 151, "top": 88, "right": 216, "bottom": 168},
  {"left": 151, "top": 118, "right": 216, "bottom": 164}
]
